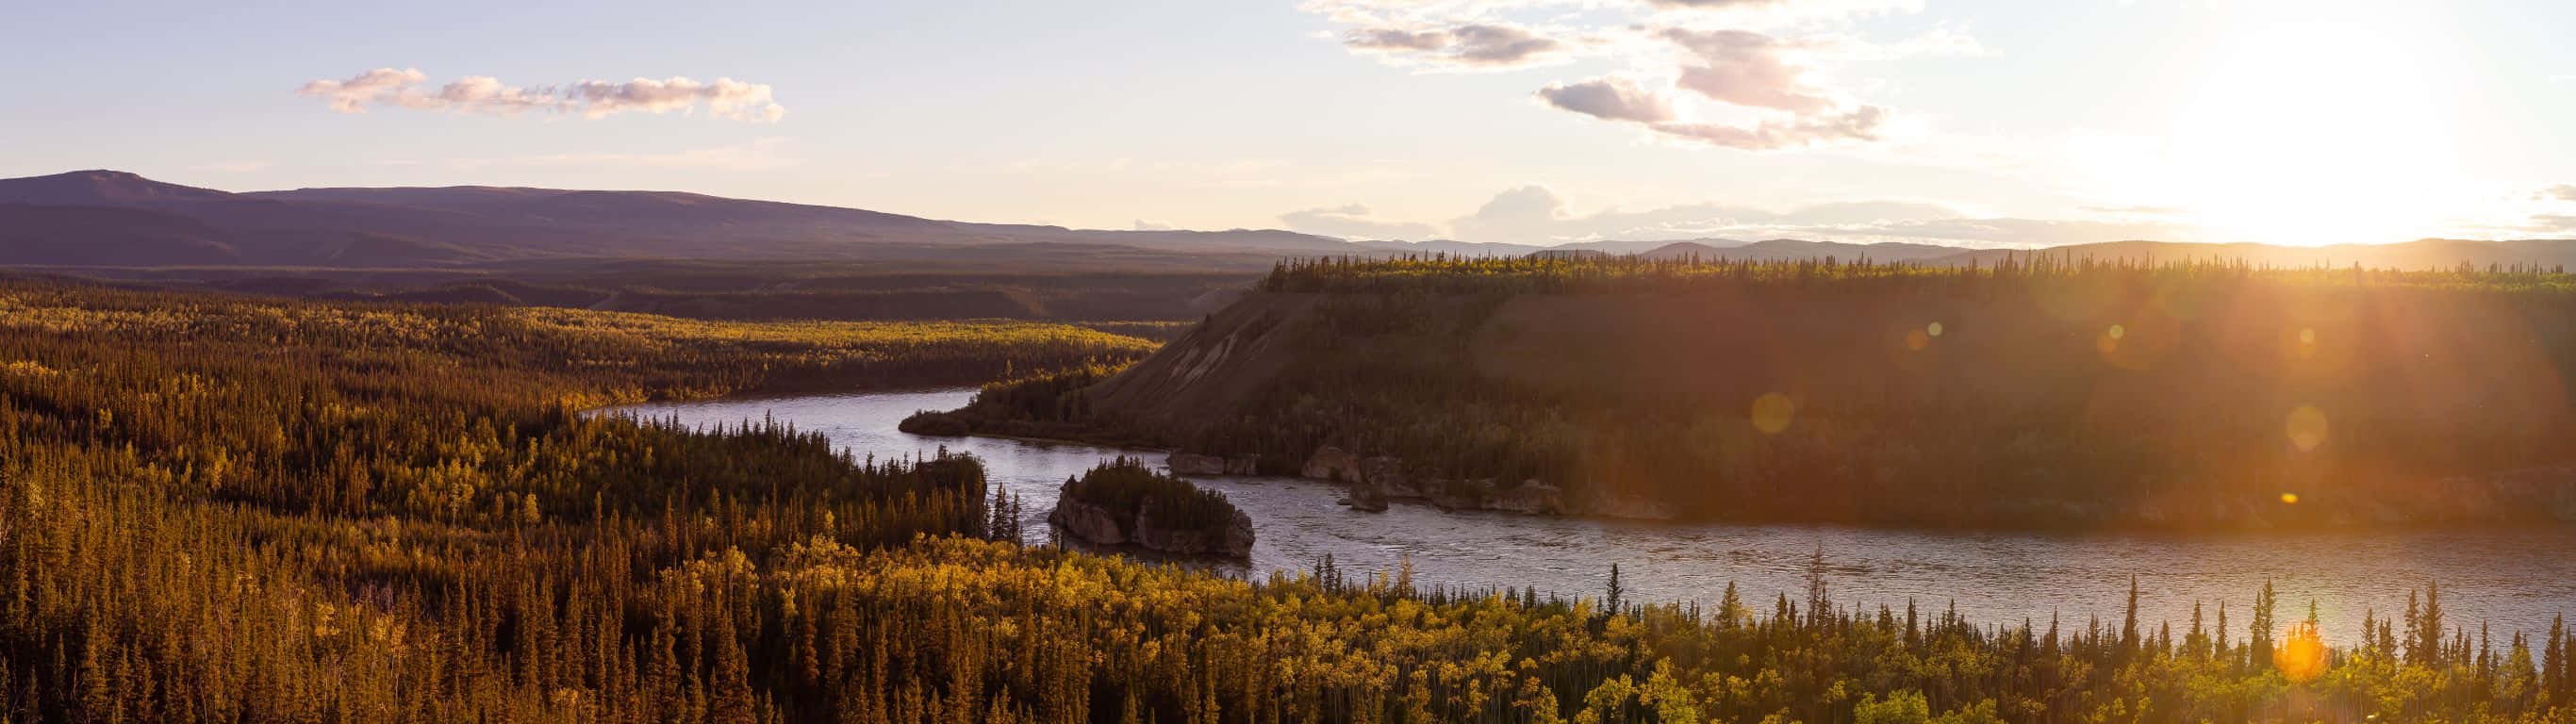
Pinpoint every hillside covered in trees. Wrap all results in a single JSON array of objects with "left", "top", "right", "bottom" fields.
[
  {"left": 0, "top": 277, "right": 2571, "bottom": 721},
  {"left": 935, "top": 255, "right": 2576, "bottom": 528}
]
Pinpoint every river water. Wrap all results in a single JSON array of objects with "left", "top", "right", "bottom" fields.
[{"left": 604, "top": 387, "right": 2576, "bottom": 639}]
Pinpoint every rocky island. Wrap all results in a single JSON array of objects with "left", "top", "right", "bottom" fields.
[{"left": 1049, "top": 457, "right": 1256, "bottom": 558}]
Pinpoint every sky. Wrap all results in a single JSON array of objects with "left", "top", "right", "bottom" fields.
[{"left": 6, "top": 0, "right": 2576, "bottom": 248}]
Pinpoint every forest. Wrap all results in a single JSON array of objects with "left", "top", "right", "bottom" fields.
[
  {"left": 2, "top": 276, "right": 2573, "bottom": 722},
  {"left": 944, "top": 255, "right": 2576, "bottom": 527}
]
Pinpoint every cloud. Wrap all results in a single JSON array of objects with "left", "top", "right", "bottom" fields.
[
  {"left": 1645, "top": 105, "right": 1887, "bottom": 150},
  {"left": 1346, "top": 26, "right": 1451, "bottom": 52},
  {"left": 1540, "top": 75, "right": 1887, "bottom": 150},
  {"left": 1340, "top": 22, "right": 1569, "bottom": 69},
  {"left": 1662, "top": 28, "right": 1835, "bottom": 114},
  {"left": 1452, "top": 185, "right": 1952, "bottom": 244},
  {"left": 373, "top": 138, "right": 799, "bottom": 171},
  {"left": 2529, "top": 215, "right": 2576, "bottom": 235},
  {"left": 2533, "top": 184, "right": 2576, "bottom": 202},
  {"left": 1640, "top": 0, "right": 1926, "bottom": 25},
  {"left": 1280, "top": 204, "right": 1444, "bottom": 240},
  {"left": 298, "top": 68, "right": 785, "bottom": 123},
  {"left": 1309, "top": 0, "right": 1958, "bottom": 152},
  {"left": 300, "top": 68, "right": 431, "bottom": 113},
  {"left": 563, "top": 77, "right": 786, "bottom": 121},
  {"left": 1850, "top": 217, "right": 2190, "bottom": 246},
  {"left": 1131, "top": 220, "right": 1176, "bottom": 231},
  {"left": 1314, "top": 184, "right": 2176, "bottom": 247},
  {"left": 1536, "top": 78, "right": 1675, "bottom": 123},
  {"left": 1530, "top": 27, "right": 1893, "bottom": 150},
  {"left": 1645, "top": 0, "right": 1783, "bottom": 7}
]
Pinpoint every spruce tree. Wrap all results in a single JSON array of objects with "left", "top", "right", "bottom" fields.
[
  {"left": 2405, "top": 590, "right": 2425, "bottom": 666},
  {"left": 2421, "top": 580, "right": 2446, "bottom": 667},
  {"left": 1605, "top": 563, "right": 1624, "bottom": 617},
  {"left": 2250, "top": 580, "right": 2276, "bottom": 668},
  {"left": 2547, "top": 614, "right": 2568, "bottom": 706},
  {"left": 2120, "top": 575, "right": 2140, "bottom": 660}
]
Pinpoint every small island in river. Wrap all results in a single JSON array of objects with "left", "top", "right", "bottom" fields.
[{"left": 1049, "top": 457, "right": 1256, "bottom": 558}]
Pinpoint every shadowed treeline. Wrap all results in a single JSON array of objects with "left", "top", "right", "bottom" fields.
[{"left": 951, "top": 255, "right": 2576, "bottom": 527}]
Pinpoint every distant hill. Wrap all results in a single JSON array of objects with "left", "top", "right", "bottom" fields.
[
  {"left": 0, "top": 204, "right": 240, "bottom": 265},
  {"left": 1928, "top": 239, "right": 2576, "bottom": 270},
  {"left": 1730, "top": 239, "right": 1973, "bottom": 262},
  {"left": 0, "top": 170, "right": 1355, "bottom": 268},
  {"left": 1630, "top": 237, "right": 2576, "bottom": 270},
  {"left": 14, "top": 170, "right": 2576, "bottom": 272}
]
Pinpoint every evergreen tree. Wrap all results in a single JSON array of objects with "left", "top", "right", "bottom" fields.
[
  {"left": 2250, "top": 579, "right": 2276, "bottom": 667},
  {"left": 2546, "top": 613, "right": 2568, "bottom": 705},
  {"left": 2421, "top": 581, "right": 2447, "bottom": 667}
]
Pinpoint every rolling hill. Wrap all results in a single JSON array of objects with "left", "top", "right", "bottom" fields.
[
  {"left": 0, "top": 170, "right": 1358, "bottom": 267},
  {"left": 13, "top": 169, "right": 2576, "bottom": 276}
]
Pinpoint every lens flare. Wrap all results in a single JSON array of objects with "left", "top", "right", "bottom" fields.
[
  {"left": 1926, "top": 321, "right": 1943, "bottom": 337},
  {"left": 1750, "top": 393, "right": 1795, "bottom": 435},
  {"left": 2280, "top": 492, "right": 2299, "bottom": 504},
  {"left": 2275, "top": 620, "right": 2328, "bottom": 683},
  {"left": 1906, "top": 328, "right": 1930, "bottom": 351},
  {"left": 2287, "top": 405, "right": 2329, "bottom": 452}
]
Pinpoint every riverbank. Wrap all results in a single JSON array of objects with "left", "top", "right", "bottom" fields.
[{"left": 605, "top": 387, "right": 2576, "bottom": 639}]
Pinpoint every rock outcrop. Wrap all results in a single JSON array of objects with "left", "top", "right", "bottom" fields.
[
  {"left": 1049, "top": 497, "right": 1131, "bottom": 546},
  {"left": 1167, "top": 452, "right": 1227, "bottom": 476},
  {"left": 1425, "top": 478, "right": 1569, "bottom": 516},
  {"left": 1344, "top": 477, "right": 1390, "bottom": 512},
  {"left": 1301, "top": 446, "right": 1362, "bottom": 482},
  {"left": 1168, "top": 452, "right": 1259, "bottom": 476},
  {"left": 1049, "top": 460, "right": 1256, "bottom": 558}
]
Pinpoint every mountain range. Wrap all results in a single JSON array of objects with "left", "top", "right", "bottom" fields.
[
  {"left": 8, "top": 169, "right": 2576, "bottom": 272},
  {"left": 0, "top": 170, "right": 1351, "bottom": 268}
]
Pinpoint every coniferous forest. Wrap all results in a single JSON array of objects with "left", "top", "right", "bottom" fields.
[
  {"left": 944, "top": 255, "right": 2576, "bottom": 527},
  {"left": 3, "top": 275, "right": 2575, "bottom": 723}
]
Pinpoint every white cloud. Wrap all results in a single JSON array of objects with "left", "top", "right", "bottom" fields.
[
  {"left": 1535, "top": 77, "right": 1675, "bottom": 123},
  {"left": 1645, "top": 106, "right": 1887, "bottom": 150},
  {"left": 1339, "top": 21, "right": 1572, "bottom": 69},
  {"left": 1294, "top": 184, "right": 2189, "bottom": 247},
  {"left": 299, "top": 68, "right": 432, "bottom": 113},
  {"left": 1280, "top": 204, "right": 1444, "bottom": 240},
  {"left": 298, "top": 68, "right": 786, "bottom": 123},
  {"left": 1307, "top": 0, "right": 1964, "bottom": 151},
  {"left": 1662, "top": 27, "right": 1838, "bottom": 113}
]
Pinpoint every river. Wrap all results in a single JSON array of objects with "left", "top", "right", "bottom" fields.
[{"left": 604, "top": 387, "right": 2576, "bottom": 639}]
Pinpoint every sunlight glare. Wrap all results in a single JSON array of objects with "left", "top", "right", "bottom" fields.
[
  {"left": 2275, "top": 620, "right": 2329, "bottom": 683},
  {"left": 2145, "top": 2, "right": 2467, "bottom": 245}
]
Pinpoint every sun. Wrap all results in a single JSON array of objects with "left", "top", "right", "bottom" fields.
[{"left": 2112, "top": 3, "right": 2472, "bottom": 247}]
